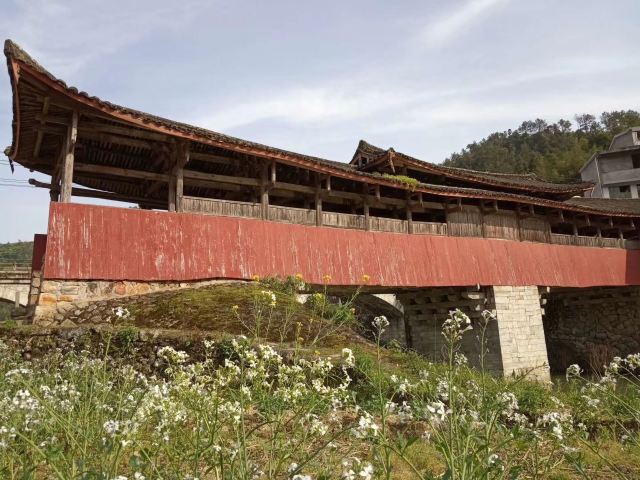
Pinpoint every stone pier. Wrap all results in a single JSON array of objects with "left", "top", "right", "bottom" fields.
[{"left": 400, "top": 285, "right": 550, "bottom": 380}]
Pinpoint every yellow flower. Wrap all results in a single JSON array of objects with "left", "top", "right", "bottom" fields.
[
  {"left": 295, "top": 273, "right": 304, "bottom": 281},
  {"left": 251, "top": 274, "right": 260, "bottom": 282},
  {"left": 231, "top": 304, "right": 239, "bottom": 312},
  {"left": 322, "top": 274, "right": 332, "bottom": 283},
  {"left": 362, "top": 274, "right": 370, "bottom": 283}
]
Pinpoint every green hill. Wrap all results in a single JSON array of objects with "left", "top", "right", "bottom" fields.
[
  {"left": 0, "top": 241, "right": 33, "bottom": 267},
  {"left": 444, "top": 109, "right": 640, "bottom": 182}
]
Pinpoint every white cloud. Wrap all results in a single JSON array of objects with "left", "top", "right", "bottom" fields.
[
  {"left": 192, "top": 84, "right": 414, "bottom": 131},
  {"left": 191, "top": 52, "right": 637, "bottom": 134},
  {"left": 0, "top": 0, "right": 208, "bottom": 76},
  {"left": 418, "top": 0, "right": 509, "bottom": 48}
]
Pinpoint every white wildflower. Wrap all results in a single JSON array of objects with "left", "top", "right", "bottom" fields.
[
  {"left": 372, "top": 316, "right": 389, "bottom": 333},
  {"left": 566, "top": 364, "right": 582, "bottom": 380},
  {"left": 359, "top": 463, "right": 374, "bottom": 480}
]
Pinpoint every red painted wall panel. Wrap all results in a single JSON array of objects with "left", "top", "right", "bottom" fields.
[
  {"left": 31, "top": 233, "right": 47, "bottom": 272},
  {"left": 43, "top": 203, "right": 640, "bottom": 288}
]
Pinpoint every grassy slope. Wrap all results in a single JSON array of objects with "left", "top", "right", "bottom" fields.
[{"left": 121, "top": 283, "right": 366, "bottom": 348}]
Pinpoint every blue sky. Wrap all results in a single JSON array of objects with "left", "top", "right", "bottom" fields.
[{"left": 1, "top": 0, "right": 639, "bottom": 242}]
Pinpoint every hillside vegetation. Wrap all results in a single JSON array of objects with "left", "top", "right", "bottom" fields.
[
  {"left": 444, "top": 109, "right": 640, "bottom": 182},
  {"left": 0, "top": 240, "right": 33, "bottom": 267}
]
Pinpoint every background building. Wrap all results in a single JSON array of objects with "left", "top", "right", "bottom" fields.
[{"left": 581, "top": 127, "right": 640, "bottom": 198}]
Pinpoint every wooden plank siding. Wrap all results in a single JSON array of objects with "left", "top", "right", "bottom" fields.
[
  {"left": 447, "top": 206, "right": 484, "bottom": 237},
  {"left": 268, "top": 205, "right": 316, "bottom": 225},
  {"left": 413, "top": 221, "right": 448, "bottom": 236},
  {"left": 180, "top": 196, "right": 638, "bottom": 249},
  {"left": 519, "top": 215, "right": 551, "bottom": 243},
  {"left": 322, "top": 211, "right": 367, "bottom": 230},
  {"left": 182, "top": 196, "right": 261, "bottom": 219},
  {"left": 369, "top": 217, "right": 407, "bottom": 233},
  {"left": 482, "top": 211, "right": 520, "bottom": 241}
]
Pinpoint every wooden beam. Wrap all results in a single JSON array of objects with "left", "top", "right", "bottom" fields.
[
  {"left": 74, "top": 162, "right": 170, "bottom": 182},
  {"left": 79, "top": 121, "right": 170, "bottom": 142},
  {"left": 59, "top": 111, "right": 78, "bottom": 203},
  {"left": 78, "top": 130, "right": 154, "bottom": 150},
  {"left": 183, "top": 169, "right": 260, "bottom": 187},
  {"left": 33, "top": 97, "right": 50, "bottom": 159},
  {"left": 29, "top": 178, "right": 165, "bottom": 208},
  {"left": 190, "top": 151, "right": 241, "bottom": 165}
]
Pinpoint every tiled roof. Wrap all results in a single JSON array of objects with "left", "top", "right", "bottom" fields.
[
  {"left": 352, "top": 140, "right": 592, "bottom": 195},
  {"left": 3, "top": 39, "right": 636, "bottom": 218},
  {"left": 564, "top": 197, "right": 640, "bottom": 216}
]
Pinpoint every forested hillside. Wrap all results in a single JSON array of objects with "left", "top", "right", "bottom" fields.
[
  {"left": 444, "top": 110, "right": 640, "bottom": 182},
  {"left": 0, "top": 241, "right": 33, "bottom": 267}
]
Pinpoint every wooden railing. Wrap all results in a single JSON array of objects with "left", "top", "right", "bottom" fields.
[
  {"left": 268, "top": 205, "right": 316, "bottom": 225},
  {"left": 548, "top": 233, "right": 636, "bottom": 249},
  {"left": 183, "top": 197, "right": 261, "bottom": 219},
  {"left": 182, "top": 196, "right": 639, "bottom": 249},
  {"left": 413, "top": 221, "right": 448, "bottom": 236}
]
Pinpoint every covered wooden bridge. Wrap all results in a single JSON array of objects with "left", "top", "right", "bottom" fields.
[{"left": 5, "top": 39, "right": 640, "bottom": 378}]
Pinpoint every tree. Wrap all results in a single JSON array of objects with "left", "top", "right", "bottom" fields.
[
  {"left": 557, "top": 119, "right": 572, "bottom": 133},
  {"left": 574, "top": 113, "right": 598, "bottom": 132},
  {"left": 443, "top": 109, "right": 640, "bottom": 182},
  {"left": 600, "top": 110, "right": 640, "bottom": 134}
]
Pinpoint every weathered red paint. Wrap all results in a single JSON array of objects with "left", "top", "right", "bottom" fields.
[
  {"left": 43, "top": 203, "right": 640, "bottom": 288},
  {"left": 31, "top": 233, "right": 47, "bottom": 272}
]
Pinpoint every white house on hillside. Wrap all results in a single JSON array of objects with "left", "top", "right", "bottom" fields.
[{"left": 581, "top": 127, "right": 640, "bottom": 198}]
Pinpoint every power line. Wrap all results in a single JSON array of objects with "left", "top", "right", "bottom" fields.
[
  {"left": 0, "top": 178, "right": 29, "bottom": 183},
  {"left": 0, "top": 184, "right": 36, "bottom": 189}
]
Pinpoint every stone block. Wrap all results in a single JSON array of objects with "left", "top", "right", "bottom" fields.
[
  {"left": 39, "top": 293, "right": 57, "bottom": 305},
  {"left": 41, "top": 282, "right": 59, "bottom": 294}
]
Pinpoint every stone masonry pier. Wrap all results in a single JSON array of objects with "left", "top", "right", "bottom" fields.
[{"left": 399, "top": 286, "right": 549, "bottom": 379}]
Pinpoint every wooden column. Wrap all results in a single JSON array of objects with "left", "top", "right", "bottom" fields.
[
  {"left": 315, "top": 173, "right": 323, "bottom": 227},
  {"left": 363, "top": 202, "right": 370, "bottom": 231},
  {"left": 406, "top": 192, "right": 413, "bottom": 234},
  {"left": 168, "top": 176, "right": 176, "bottom": 212},
  {"left": 260, "top": 162, "right": 269, "bottom": 220},
  {"left": 175, "top": 142, "right": 189, "bottom": 212},
  {"left": 49, "top": 148, "right": 63, "bottom": 201},
  {"left": 59, "top": 111, "right": 78, "bottom": 203}
]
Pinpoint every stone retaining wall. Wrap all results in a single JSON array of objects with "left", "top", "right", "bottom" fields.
[
  {"left": 543, "top": 286, "right": 640, "bottom": 372},
  {"left": 34, "top": 279, "right": 240, "bottom": 324}
]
